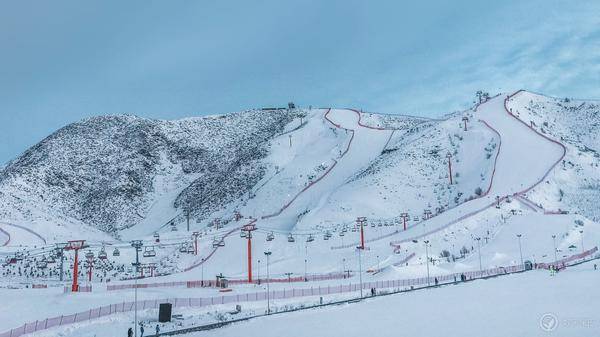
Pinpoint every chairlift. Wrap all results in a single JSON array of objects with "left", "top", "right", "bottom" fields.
[
  {"left": 36, "top": 260, "right": 47, "bottom": 269},
  {"left": 143, "top": 247, "right": 156, "bottom": 258},
  {"left": 306, "top": 235, "right": 314, "bottom": 243},
  {"left": 98, "top": 247, "right": 108, "bottom": 260},
  {"left": 287, "top": 234, "right": 295, "bottom": 243},
  {"left": 85, "top": 251, "right": 94, "bottom": 260},
  {"left": 170, "top": 222, "right": 178, "bottom": 231},
  {"left": 186, "top": 244, "right": 195, "bottom": 254},
  {"left": 113, "top": 248, "right": 120, "bottom": 257},
  {"left": 47, "top": 254, "right": 56, "bottom": 263},
  {"left": 371, "top": 222, "right": 376, "bottom": 227},
  {"left": 179, "top": 243, "right": 188, "bottom": 253},
  {"left": 218, "top": 238, "right": 225, "bottom": 247},
  {"left": 240, "top": 230, "right": 247, "bottom": 238},
  {"left": 339, "top": 231, "right": 345, "bottom": 237},
  {"left": 154, "top": 232, "right": 160, "bottom": 243},
  {"left": 266, "top": 232, "right": 275, "bottom": 242},
  {"left": 351, "top": 226, "right": 357, "bottom": 232}
]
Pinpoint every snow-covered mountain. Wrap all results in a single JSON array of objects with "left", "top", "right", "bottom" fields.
[
  {"left": 0, "top": 91, "right": 598, "bottom": 243},
  {"left": 0, "top": 109, "right": 297, "bottom": 238}
]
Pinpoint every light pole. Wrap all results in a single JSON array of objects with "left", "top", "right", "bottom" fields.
[
  {"left": 264, "top": 251, "right": 271, "bottom": 314},
  {"left": 357, "top": 246, "right": 364, "bottom": 298},
  {"left": 579, "top": 230, "right": 584, "bottom": 253},
  {"left": 476, "top": 237, "right": 482, "bottom": 271},
  {"left": 424, "top": 240, "right": 430, "bottom": 286},
  {"left": 256, "top": 259, "right": 260, "bottom": 284},
  {"left": 201, "top": 258, "right": 205, "bottom": 286},
  {"left": 516, "top": 234, "right": 523, "bottom": 266},
  {"left": 134, "top": 265, "right": 139, "bottom": 337},
  {"left": 552, "top": 235, "right": 558, "bottom": 262},
  {"left": 131, "top": 240, "right": 143, "bottom": 277},
  {"left": 304, "top": 259, "right": 308, "bottom": 282},
  {"left": 55, "top": 243, "right": 66, "bottom": 282}
]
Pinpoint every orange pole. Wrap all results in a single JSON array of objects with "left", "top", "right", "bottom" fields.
[{"left": 72, "top": 249, "right": 79, "bottom": 292}]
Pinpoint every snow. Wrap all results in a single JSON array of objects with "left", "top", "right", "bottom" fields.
[
  {"left": 185, "top": 264, "right": 600, "bottom": 337},
  {"left": 1, "top": 91, "right": 599, "bottom": 337}
]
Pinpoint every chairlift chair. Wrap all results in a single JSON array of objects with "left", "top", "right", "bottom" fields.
[
  {"left": 218, "top": 238, "right": 225, "bottom": 247},
  {"left": 186, "top": 244, "right": 195, "bottom": 254},
  {"left": 170, "top": 222, "right": 178, "bottom": 231},
  {"left": 154, "top": 232, "right": 160, "bottom": 243},
  {"left": 47, "top": 254, "right": 56, "bottom": 263},
  {"left": 180, "top": 243, "right": 188, "bottom": 253},
  {"left": 36, "top": 260, "right": 47, "bottom": 269},
  {"left": 266, "top": 232, "right": 275, "bottom": 241},
  {"left": 143, "top": 247, "right": 156, "bottom": 258},
  {"left": 287, "top": 234, "right": 295, "bottom": 243},
  {"left": 240, "top": 230, "right": 247, "bottom": 238},
  {"left": 306, "top": 235, "right": 314, "bottom": 243},
  {"left": 98, "top": 247, "right": 108, "bottom": 260},
  {"left": 113, "top": 248, "right": 120, "bottom": 256}
]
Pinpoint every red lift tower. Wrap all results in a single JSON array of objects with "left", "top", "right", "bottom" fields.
[
  {"left": 446, "top": 152, "right": 453, "bottom": 185},
  {"left": 148, "top": 263, "right": 157, "bottom": 277},
  {"left": 242, "top": 223, "right": 257, "bottom": 283},
  {"left": 192, "top": 231, "right": 200, "bottom": 256},
  {"left": 356, "top": 217, "right": 367, "bottom": 249},
  {"left": 400, "top": 213, "right": 409, "bottom": 231},
  {"left": 423, "top": 209, "right": 432, "bottom": 220},
  {"left": 85, "top": 250, "right": 94, "bottom": 282},
  {"left": 65, "top": 240, "right": 87, "bottom": 292}
]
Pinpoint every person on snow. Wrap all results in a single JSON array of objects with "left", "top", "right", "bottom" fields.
[
  {"left": 434, "top": 277, "right": 438, "bottom": 286},
  {"left": 140, "top": 324, "right": 144, "bottom": 337},
  {"left": 155, "top": 324, "right": 160, "bottom": 336},
  {"left": 594, "top": 264, "right": 597, "bottom": 270},
  {"left": 127, "top": 327, "right": 133, "bottom": 337}
]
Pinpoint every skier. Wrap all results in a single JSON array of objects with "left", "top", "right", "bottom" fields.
[
  {"left": 594, "top": 264, "right": 597, "bottom": 271},
  {"left": 434, "top": 277, "right": 438, "bottom": 286},
  {"left": 127, "top": 327, "right": 133, "bottom": 337},
  {"left": 140, "top": 324, "right": 144, "bottom": 337},
  {"left": 155, "top": 324, "right": 160, "bottom": 336}
]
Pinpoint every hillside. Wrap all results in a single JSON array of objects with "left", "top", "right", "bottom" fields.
[{"left": 0, "top": 109, "right": 298, "bottom": 238}]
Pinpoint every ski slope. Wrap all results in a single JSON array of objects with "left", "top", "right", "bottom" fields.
[{"left": 184, "top": 264, "right": 600, "bottom": 337}]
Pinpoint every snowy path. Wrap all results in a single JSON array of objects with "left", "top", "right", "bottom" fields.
[
  {"left": 0, "top": 222, "right": 46, "bottom": 247},
  {"left": 259, "top": 109, "right": 392, "bottom": 230},
  {"left": 384, "top": 94, "right": 565, "bottom": 245}
]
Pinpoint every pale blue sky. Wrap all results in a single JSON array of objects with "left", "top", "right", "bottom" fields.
[{"left": 1, "top": 0, "right": 599, "bottom": 164}]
